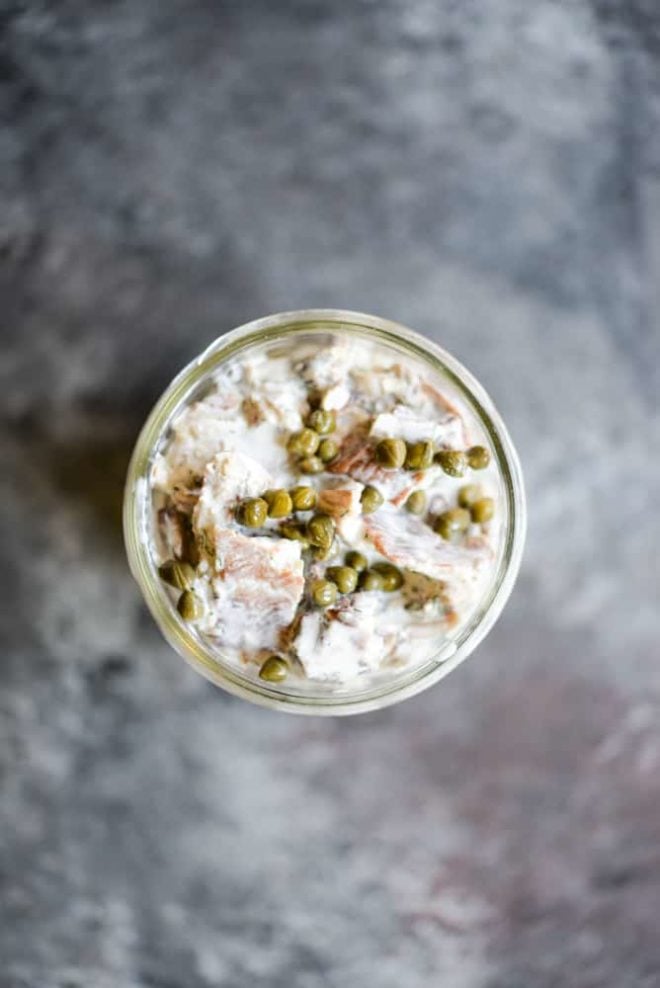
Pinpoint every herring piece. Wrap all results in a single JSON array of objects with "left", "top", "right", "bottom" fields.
[
  {"left": 151, "top": 391, "right": 243, "bottom": 492},
  {"left": 349, "top": 361, "right": 420, "bottom": 410},
  {"left": 197, "top": 529, "right": 304, "bottom": 649},
  {"left": 317, "top": 478, "right": 364, "bottom": 518},
  {"left": 194, "top": 451, "right": 271, "bottom": 533},
  {"left": 370, "top": 404, "right": 464, "bottom": 449},
  {"left": 421, "top": 382, "right": 470, "bottom": 446},
  {"left": 297, "top": 340, "right": 362, "bottom": 390},
  {"left": 151, "top": 380, "right": 289, "bottom": 495},
  {"left": 295, "top": 595, "right": 384, "bottom": 681},
  {"left": 243, "top": 355, "right": 308, "bottom": 431},
  {"left": 350, "top": 364, "right": 470, "bottom": 445},
  {"left": 328, "top": 427, "right": 423, "bottom": 502},
  {"left": 363, "top": 504, "right": 491, "bottom": 611},
  {"left": 321, "top": 382, "right": 351, "bottom": 411},
  {"left": 317, "top": 477, "right": 365, "bottom": 543}
]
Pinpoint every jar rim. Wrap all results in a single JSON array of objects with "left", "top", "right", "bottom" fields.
[{"left": 123, "top": 309, "right": 526, "bottom": 715}]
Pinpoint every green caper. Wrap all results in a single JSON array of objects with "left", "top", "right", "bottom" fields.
[
  {"left": 471, "top": 497, "right": 495, "bottom": 524},
  {"left": 290, "top": 485, "right": 317, "bottom": 511},
  {"left": 311, "top": 579, "right": 338, "bottom": 608},
  {"left": 467, "top": 445, "right": 491, "bottom": 470},
  {"left": 326, "top": 566, "right": 358, "bottom": 594},
  {"left": 345, "top": 550, "right": 368, "bottom": 573},
  {"left": 359, "top": 569, "right": 386, "bottom": 592},
  {"left": 404, "top": 440, "right": 434, "bottom": 471},
  {"left": 263, "top": 488, "right": 293, "bottom": 519},
  {"left": 405, "top": 491, "right": 427, "bottom": 515},
  {"left": 434, "top": 450, "right": 468, "bottom": 477},
  {"left": 287, "top": 428, "right": 320, "bottom": 457},
  {"left": 238, "top": 497, "right": 268, "bottom": 528},
  {"left": 370, "top": 562, "right": 404, "bottom": 592},
  {"left": 360, "top": 485, "right": 384, "bottom": 514},
  {"left": 434, "top": 507, "right": 472, "bottom": 540},
  {"left": 158, "top": 559, "right": 195, "bottom": 590},
  {"left": 307, "top": 513, "right": 335, "bottom": 549},
  {"left": 307, "top": 408, "right": 336, "bottom": 435},
  {"left": 298, "top": 455, "right": 324, "bottom": 475},
  {"left": 177, "top": 590, "right": 204, "bottom": 621},
  {"left": 279, "top": 523, "right": 311, "bottom": 549},
  {"left": 374, "top": 437, "right": 407, "bottom": 470},
  {"left": 318, "top": 438, "right": 339, "bottom": 463},
  {"left": 457, "top": 484, "right": 482, "bottom": 509},
  {"left": 258, "top": 655, "right": 289, "bottom": 682}
]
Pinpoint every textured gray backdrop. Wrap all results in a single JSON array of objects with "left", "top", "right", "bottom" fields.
[{"left": 2, "top": 2, "right": 660, "bottom": 986}]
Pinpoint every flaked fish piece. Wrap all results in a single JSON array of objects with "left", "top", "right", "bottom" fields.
[
  {"left": 321, "top": 382, "right": 351, "bottom": 411},
  {"left": 295, "top": 595, "right": 385, "bottom": 681},
  {"left": 359, "top": 595, "right": 450, "bottom": 665},
  {"left": 350, "top": 362, "right": 414, "bottom": 405},
  {"left": 349, "top": 361, "right": 429, "bottom": 414},
  {"left": 370, "top": 404, "right": 464, "bottom": 450},
  {"left": 317, "top": 478, "right": 364, "bottom": 518},
  {"left": 151, "top": 391, "right": 244, "bottom": 493},
  {"left": 194, "top": 451, "right": 271, "bottom": 533},
  {"left": 328, "top": 426, "right": 424, "bottom": 502},
  {"left": 296, "top": 340, "right": 362, "bottom": 390},
  {"left": 243, "top": 355, "right": 308, "bottom": 431},
  {"left": 163, "top": 420, "right": 288, "bottom": 513},
  {"left": 350, "top": 365, "right": 470, "bottom": 447},
  {"left": 420, "top": 382, "right": 470, "bottom": 446},
  {"left": 317, "top": 477, "right": 365, "bottom": 543},
  {"left": 294, "top": 341, "right": 367, "bottom": 411},
  {"left": 294, "top": 593, "right": 447, "bottom": 680},
  {"left": 196, "top": 528, "right": 304, "bottom": 650},
  {"left": 334, "top": 402, "right": 371, "bottom": 438},
  {"left": 363, "top": 505, "right": 491, "bottom": 604}
]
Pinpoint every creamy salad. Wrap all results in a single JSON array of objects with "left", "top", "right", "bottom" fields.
[{"left": 149, "top": 336, "right": 500, "bottom": 685}]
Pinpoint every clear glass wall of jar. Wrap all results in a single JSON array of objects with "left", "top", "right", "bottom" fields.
[{"left": 123, "top": 310, "right": 526, "bottom": 715}]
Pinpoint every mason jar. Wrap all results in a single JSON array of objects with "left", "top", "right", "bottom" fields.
[{"left": 123, "top": 309, "right": 526, "bottom": 715}]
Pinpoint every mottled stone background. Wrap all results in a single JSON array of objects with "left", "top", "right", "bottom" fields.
[{"left": 2, "top": 2, "right": 660, "bottom": 986}]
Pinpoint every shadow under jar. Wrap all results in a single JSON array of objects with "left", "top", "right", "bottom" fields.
[{"left": 123, "top": 310, "right": 526, "bottom": 715}]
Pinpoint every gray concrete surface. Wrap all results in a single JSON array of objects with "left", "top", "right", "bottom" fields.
[{"left": 2, "top": 1, "right": 660, "bottom": 986}]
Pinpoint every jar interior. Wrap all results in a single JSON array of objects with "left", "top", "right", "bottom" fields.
[{"left": 127, "top": 316, "right": 519, "bottom": 711}]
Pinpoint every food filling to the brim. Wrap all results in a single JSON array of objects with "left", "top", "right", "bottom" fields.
[{"left": 150, "top": 338, "right": 498, "bottom": 684}]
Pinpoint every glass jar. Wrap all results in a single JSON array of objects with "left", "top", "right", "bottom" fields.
[{"left": 123, "top": 309, "right": 526, "bottom": 715}]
